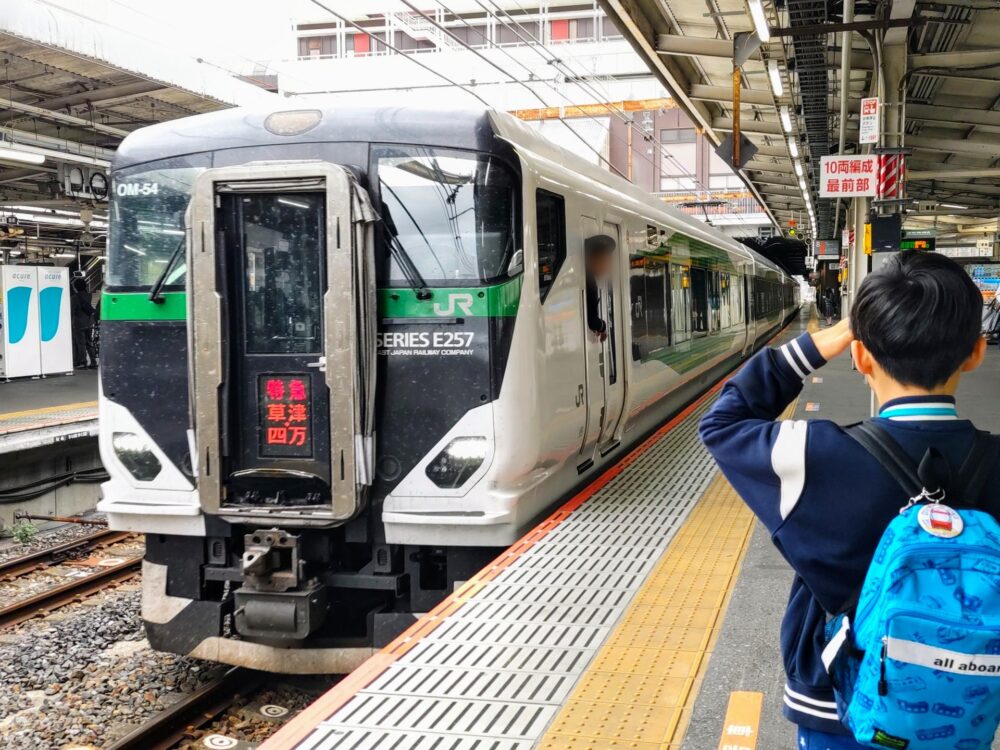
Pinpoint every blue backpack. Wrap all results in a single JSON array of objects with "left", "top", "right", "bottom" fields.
[{"left": 823, "top": 422, "right": 1000, "bottom": 750}]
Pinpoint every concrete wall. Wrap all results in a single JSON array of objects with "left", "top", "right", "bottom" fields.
[{"left": 0, "top": 436, "right": 103, "bottom": 531}]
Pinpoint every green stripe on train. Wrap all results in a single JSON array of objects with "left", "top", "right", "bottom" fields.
[
  {"left": 379, "top": 276, "right": 522, "bottom": 318},
  {"left": 102, "top": 291, "right": 187, "bottom": 321},
  {"left": 102, "top": 277, "right": 523, "bottom": 322}
]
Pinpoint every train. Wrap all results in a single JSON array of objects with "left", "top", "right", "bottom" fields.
[{"left": 97, "top": 103, "right": 799, "bottom": 672}]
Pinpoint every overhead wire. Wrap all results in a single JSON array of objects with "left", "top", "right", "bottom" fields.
[
  {"left": 472, "top": 0, "right": 760, "bottom": 228},
  {"left": 396, "top": 0, "right": 627, "bottom": 177},
  {"left": 310, "top": 0, "right": 760, "bottom": 230},
  {"left": 475, "top": 0, "right": 714, "bottom": 194},
  {"left": 433, "top": 0, "right": 664, "bottom": 177}
]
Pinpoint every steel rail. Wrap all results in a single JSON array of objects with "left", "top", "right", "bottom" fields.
[
  {"left": 0, "top": 554, "right": 142, "bottom": 629},
  {"left": 107, "top": 667, "right": 268, "bottom": 750},
  {"left": 0, "top": 529, "right": 134, "bottom": 581}
]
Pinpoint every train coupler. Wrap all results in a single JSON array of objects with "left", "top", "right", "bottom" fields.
[{"left": 235, "top": 528, "right": 329, "bottom": 642}]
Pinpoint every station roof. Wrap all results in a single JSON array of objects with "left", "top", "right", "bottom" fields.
[
  {"left": 0, "top": 1, "right": 275, "bottom": 260},
  {"left": 599, "top": 0, "right": 1000, "bottom": 245}
]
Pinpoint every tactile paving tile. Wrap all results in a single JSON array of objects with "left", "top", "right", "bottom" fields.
[
  {"left": 536, "top": 404, "right": 798, "bottom": 750},
  {"left": 0, "top": 402, "right": 97, "bottom": 435},
  {"left": 298, "top": 395, "right": 722, "bottom": 749}
]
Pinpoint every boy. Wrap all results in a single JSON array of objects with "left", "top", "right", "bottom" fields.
[{"left": 699, "top": 251, "right": 996, "bottom": 749}]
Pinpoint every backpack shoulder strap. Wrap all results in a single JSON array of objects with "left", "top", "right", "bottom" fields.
[
  {"left": 846, "top": 421, "right": 923, "bottom": 499},
  {"left": 958, "top": 431, "right": 1000, "bottom": 508}
]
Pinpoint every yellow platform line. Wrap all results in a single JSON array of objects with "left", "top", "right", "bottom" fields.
[
  {"left": 537, "top": 403, "right": 796, "bottom": 750},
  {"left": 0, "top": 400, "right": 97, "bottom": 422}
]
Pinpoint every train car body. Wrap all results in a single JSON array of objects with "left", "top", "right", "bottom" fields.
[{"left": 98, "top": 104, "right": 798, "bottom": 672}]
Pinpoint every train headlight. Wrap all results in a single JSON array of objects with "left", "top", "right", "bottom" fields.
[
  {"left": 425, "top": 437, "right": 488, "bottom": 489},
  {"left": 112, "top": 431, "right": 162, "bottom": 482}
]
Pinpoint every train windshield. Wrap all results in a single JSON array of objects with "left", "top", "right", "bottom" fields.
[
  {"left": 375, "top": 146, "right": 518, "bottom": 286},
  {"left": 108, "top": 155, "right": 208, "bottom": 289}
]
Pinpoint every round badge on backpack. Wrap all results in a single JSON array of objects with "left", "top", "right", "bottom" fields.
[{"left": 917, "top": 503, "right": 964, "bottom": 538}]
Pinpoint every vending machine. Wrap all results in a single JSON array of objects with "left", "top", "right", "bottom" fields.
[
  {"left": 37, "top": 267, "right": 73, "bottom": 375},
  {"left": 0, "top": 265, "right": 42, "bottom": 379}
]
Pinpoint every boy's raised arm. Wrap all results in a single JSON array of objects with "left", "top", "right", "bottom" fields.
[{"left": 698, "top": 321, "right": 850, "bottom": 531}]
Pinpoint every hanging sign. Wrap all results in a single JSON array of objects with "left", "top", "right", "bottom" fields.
[
  {"left": 859, "top": 97, "right": 880, "bottom": 145},
  {"left": 819, "top": 155, "right": 879, "bottom": 197}
]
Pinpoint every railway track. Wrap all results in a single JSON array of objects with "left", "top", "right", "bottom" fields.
[
  {"left": 0, "top": 531, "right": 143, "bottom": 629},
  {"left": 0, "top": 528, "right": 133, "bottom": 580},
  {"left": 108, "top": 667, "right": 268, "bottom": 750}
]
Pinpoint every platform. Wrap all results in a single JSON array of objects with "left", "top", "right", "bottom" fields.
[
  {"left": 258, "top": 311, "right": 1000, "bottom": 750},
  {"left": 0, "top": 370, "right": 98, "bottom": 454}
]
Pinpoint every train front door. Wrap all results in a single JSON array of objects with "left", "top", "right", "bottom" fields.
[
  {"left": 578, "top": 217, "right": 626, "bottom": 468},
  {"left": 220, "top": 191, "right": 332, "bottom": 501},
  {"left": 187, "top": 163, "right": 377, "bottom": 522}
]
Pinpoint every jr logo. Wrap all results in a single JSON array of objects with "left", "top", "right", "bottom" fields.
[{"left": 433, "top": 293, "right": 474, "bottom": 317}]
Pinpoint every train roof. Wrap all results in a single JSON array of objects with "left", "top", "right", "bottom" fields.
[
  {"left": 113, "top": 103, "right": 503, "bottom": 171},
  {"left": 114, "top": 100, "right": 786, "bottom": 278}
]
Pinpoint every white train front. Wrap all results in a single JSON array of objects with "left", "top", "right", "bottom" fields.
[{"left": 97, "top": 104, "right": 798, "bottom": 672}]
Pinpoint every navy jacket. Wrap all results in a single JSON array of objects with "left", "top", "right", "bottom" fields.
[{"left": 699, "top": 332, "right": 1000, "bottom": 734}]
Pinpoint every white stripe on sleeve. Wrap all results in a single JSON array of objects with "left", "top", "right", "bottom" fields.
[
  {"left": 789, "top": 339, "right": 816, "bottom": 374},
  {"left": 772, "top": 420, "right": 808, "bottom": 520},
  {"left": 780, "top": 345, "right": 807, "bottom": 379}
]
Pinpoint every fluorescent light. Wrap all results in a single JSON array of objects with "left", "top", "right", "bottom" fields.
[
  {"left": 941, "top": 203, "right": 967, "bottom": 210},
  {"left": 780, "top": 106, "right": 793, "bottom": 133},
  {"left": 799, "top": 178, "right": 808, "bottom": 192},
  {"left": 159, "top": 228, "right": 185, "bottom": 236},
  {"left": 788, "top": 139, "right": 799, "bottom": 158},
  {"left": 123, "top": 244, "right": 147, "bottom": 256},
  {"left": 153, "top": 259, "right": 168, "bottom": 264},
  {"left": 794, "top": 161, "right": 804, "bottom": 177},
  {"left": 767, "top": 60, "right": 783, "bottom": 97},
  {"left": 52, "top": 252, "right": 76, "bottom": 259},
  {"left": 0, "top": 142, "right": 45, "bottom": 165},
  {"left": 277, "top": 197, "right": 310, "bottom": 210},
  {"left": 748, "top": 0, "right": 771, "bottom": 42}
]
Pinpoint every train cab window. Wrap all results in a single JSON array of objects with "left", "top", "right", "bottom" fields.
[
  {"left": 536, "top": 189, "right": 566, "bottom": 302},
  {"left": 108, "top": 154, "right": 210, "bottom": 290},
  {"left": 239, "top": 193, "right": 325, "bottom": 354},
  {"left": 375, "top": 146, "right": 518, "bottom": 286}
]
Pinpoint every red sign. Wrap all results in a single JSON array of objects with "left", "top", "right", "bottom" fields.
[
  {"left": 819, "top": 155, "right": 879, "bottom": 197},
  {"left": 259, "top": 374, "right": 312, "bottom": 458}
]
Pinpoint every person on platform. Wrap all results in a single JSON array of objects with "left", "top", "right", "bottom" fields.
[
  {"left": 584, "top": 234, "right": 616, "bottom": 342},
  {"left": 822, "top": 286, "right": 836, "bottom": 326},
  {"left": 699, "top": 251, "right": 998, "bottom": 749},
  {"left": 70, "top": 277, "right": 97, "bottom": 369}
]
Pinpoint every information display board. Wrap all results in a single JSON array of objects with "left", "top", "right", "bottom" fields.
[{"left": 259, "top": 374, "right": 313, "bottom": 458}]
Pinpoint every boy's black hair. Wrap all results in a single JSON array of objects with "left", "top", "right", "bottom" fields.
[
  {"left": 851, "top": 250, "right": 983, "bottom": 389},
  {"left": 584, "top": 234, "right": 616, "bottom": 257}
]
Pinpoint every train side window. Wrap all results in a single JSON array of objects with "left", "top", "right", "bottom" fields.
[
  {"left": 536, "top": 189, "right": 567, "bottom": 303},
  {"left": 670, "top": 263, "right": 691, "bottom": 344},
  {"left": 629, "top": 254, "right": 647, "bottom": 360}
]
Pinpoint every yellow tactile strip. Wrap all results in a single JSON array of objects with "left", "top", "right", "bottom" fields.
[
  {"left": 537, "top": 401, "right": 798, "bottom": 750},
  {"left": 0, "top": 401, "right": 98, "bottom": 435},
  {"left": 536, "top": 473, "right": 756, "bottom": 750}
]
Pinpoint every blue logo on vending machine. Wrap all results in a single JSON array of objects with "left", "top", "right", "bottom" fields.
[
  {"left": 38, "top": 285, "right": 63, "bottom": 342},
  {"left": 6, "top": 286, "right": 32, "bottom": 344}
]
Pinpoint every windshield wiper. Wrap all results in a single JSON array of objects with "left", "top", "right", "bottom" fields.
[
  {"left": 149, "top": 239, "right": 185, "bottom": 303},
  {"left": 381, "top": 225, "right": 432, "bottom": 300}
]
